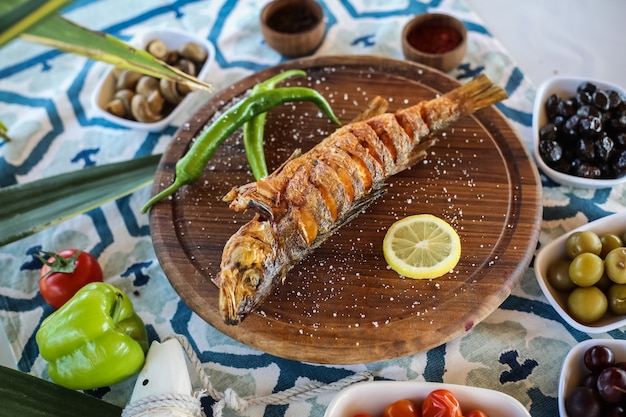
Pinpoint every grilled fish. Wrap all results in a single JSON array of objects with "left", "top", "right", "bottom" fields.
[{"left": 214, "top": 74, "right": 508, "bottom": 325}]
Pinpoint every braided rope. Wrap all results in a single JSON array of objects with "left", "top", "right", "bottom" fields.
[
  {"left": 122, "top": 393, "right": 203, "bottom": 417},
  {"left": 123, "top": 334, "right": 373, "bottom": 417}
]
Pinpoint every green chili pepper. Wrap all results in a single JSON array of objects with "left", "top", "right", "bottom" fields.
[
  {"left": 35, "top": 282, "right": 149, "bottom": 390},
  {"left": 243, "top": 69, "right": 307, "bottom": 179},
  {"left": 142, "top": 86, "right": 340, "bottom": 213}
]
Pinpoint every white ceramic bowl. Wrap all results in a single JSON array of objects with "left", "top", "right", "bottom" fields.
[
  {"left": 534, "top": 211, "right": 626, "bottom": 333},
  {"left": 559, "top": 339, "right": 626, "bottom": 416},
  {"left": 323, "top": 380, "right": 530, "bottom": 417},
  {"left": 91, "top": 28, "right": 214, "bottom": 131},
  {"left": 532, "top": 76, "right": 626, "bottom": 189}
]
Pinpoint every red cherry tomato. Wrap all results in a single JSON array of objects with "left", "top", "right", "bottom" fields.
[
  {"left": 383, "top": 399, "right": 421, "bottom": 417},
  {"left": 421, "top": 389, "right": 462, "bottom": 417},
  {"left": 38, "top": 249, "right": 103, "bottom": 308},
  {"left": 465, "top": 411, "right": 489, "bottom": 417}
]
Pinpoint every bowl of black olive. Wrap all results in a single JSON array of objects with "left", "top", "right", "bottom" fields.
[
  {"left": 559, "top": 340, "right": 626, "bottom": 417},
  {"left": 532, "top": 76, "right": 626, "bottom": 188}
]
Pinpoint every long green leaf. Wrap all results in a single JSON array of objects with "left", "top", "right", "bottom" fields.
[
  {"left": 0, "top": 365, "right": 122, "bottom": 417},
  {"left": 0, "top": 154, "right": 161, "bottom": 247},
  {"left": 21, "top": 15, "right": 212, "bottom": 92},
  {"left": 0, "top": 0, "right": 72, "bottom": 46}
]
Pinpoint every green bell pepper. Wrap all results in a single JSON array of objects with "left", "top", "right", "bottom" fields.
[{"left": 36, "top": 282, "right": 149, "bottom": 390}]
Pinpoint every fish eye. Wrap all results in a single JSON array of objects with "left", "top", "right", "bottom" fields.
[{"left": 242, "top": 269, "right": 261, "bottom": 288}]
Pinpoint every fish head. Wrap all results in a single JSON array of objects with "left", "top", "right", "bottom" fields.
[{"left": 216, "top": 220, "right": 277, "bottom": 325}]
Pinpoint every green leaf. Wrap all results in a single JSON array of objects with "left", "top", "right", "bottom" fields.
[
  {"left": 0, "top": 154, "right": 161, "bottom": 247},
  {"left": 21, "top": 15, "right": 212, "bottom": 92},
  {"left": 0, "top": 0, "right": 72, "bottom": 46},
  {"left": 0, "top": 120, "right": 10, "bottom": 142}
]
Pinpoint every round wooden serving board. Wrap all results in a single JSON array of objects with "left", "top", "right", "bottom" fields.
[{"left": 149, "top": 56, "right": 542, "bottom": 364}]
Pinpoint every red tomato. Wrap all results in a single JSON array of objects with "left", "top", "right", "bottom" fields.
[
  {"left": 38, "top": 249, "right": 103, "bottom": 308},
  {"left": 384, "top": 399, "right": 421, "bottom": 417},
  {"left": 465, "top": 411, "right": 489, "bottom": 417},
  {"left": 352, "top": 414, "right": 375, "bottom": 417},
  {"left": 421, "top": 389, "right": 462, "bottom": 417}
]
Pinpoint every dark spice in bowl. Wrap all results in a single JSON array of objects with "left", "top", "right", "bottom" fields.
[
  {"left": 407, "top": 24, "right": 463, "bottom": 54},
  {"left": 266, "top": 3, "right": 319, "bottom": 33}
]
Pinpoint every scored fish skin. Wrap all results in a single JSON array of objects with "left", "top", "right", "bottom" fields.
[{"left": 215, "top": 74, "right": 508, "bottom": 325}]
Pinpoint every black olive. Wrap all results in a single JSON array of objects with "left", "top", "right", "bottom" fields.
[
  {"left": 545, "top": 94, "right": 561, "bottom": 119},
  {"left": 610, "top": 149, "right": 626, "bottom": 177},
  {"left": 576, "top": 138, "right": 596, "bottom": 160},
  {"left": 576, "top": 162, "right": 602, "bottom": 178},
  {"left": 539, "top": 123, "right": 558, "bottom": 141},
  {"left": 592, "top": 90, "right": 611, "bottom": 111},
  {"left": 564, "top": 114, "right": 581, "bottom": 136},
  {"left": 595, "top": 135, "right": 614, "bottom": 162},
  {"left": 539, "top": 139, "right": 563, "bottom": 163},
  {"left": 608, "top": 90, "right": 623, "bottom": 109},
  {"left": 579, "top": 116, "right": 603, "bottom": 138},
  {"left": 578, "top": 82, "right": 597, "bottom": 95},
  {"left": 558, "top": 99, "right": 577, "bottom": 118}
]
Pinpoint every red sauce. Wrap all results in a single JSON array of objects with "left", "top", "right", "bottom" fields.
[
  {"left": 407, "top": 24, "right": 462, "bottom": 54},
  {"left": 267, "top": 4, "right": 319, "bottom": 34}
]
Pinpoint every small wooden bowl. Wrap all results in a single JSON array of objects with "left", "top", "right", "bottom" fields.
[
  {"left": 260, "top": 0, "right": 325, "bottom": 58},
  {"left": 401, "top": 13, "right": 467, "bottom": 73}
]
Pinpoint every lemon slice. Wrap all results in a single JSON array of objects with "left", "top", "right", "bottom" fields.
[{"left": 383, "top": 214, "right": 461, "bottom": 279}]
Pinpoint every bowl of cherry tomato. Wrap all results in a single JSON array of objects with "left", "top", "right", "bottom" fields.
[
  {"left": 560, "top": 339, "right": 626, "bottom": 417},
  {"left": 323, "top": 380, "right": 530, "bottom": 417},
  {"left": 534, "top": 211, "right": 626, "bottom": 333}
]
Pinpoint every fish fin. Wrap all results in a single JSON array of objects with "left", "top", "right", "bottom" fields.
[
  {"left": 309, "top": 185, "right": 386, "bottom": 251},
  {"left": 351, "top": 96, "right": 389, "bottom": 122}
]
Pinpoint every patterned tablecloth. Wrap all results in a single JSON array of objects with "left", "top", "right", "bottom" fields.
[{"left": 1, "top": 0, "right": 624, "bottom": 416}]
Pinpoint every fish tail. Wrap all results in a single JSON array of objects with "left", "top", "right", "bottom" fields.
[{"left": 416, "top": 74, "right": 508, "bottom": 131}]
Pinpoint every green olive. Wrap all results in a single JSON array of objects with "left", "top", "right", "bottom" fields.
[
  {"left": 607, "top": 284, "right": 626, "bottom": 316},
  {"left": 565, "top": 231, "right": 602, "bottom": 259},
  {"left": 600, "top": 234, "right": 624, "bottom": 259},
  {"left": 596, "top": 272, "right": 614, "bottom": 293},
  {"left": 547, "top": 258, "right": 577, "bottom": 292},
  {"left": 568, "top": 252, "right": 604, "bottom": 287},
  {"left": 567, "top": 286, "right": 607, "bottom": 324},
  {"left": 605, "top": 247, "right": 626, "bottom": 284}
]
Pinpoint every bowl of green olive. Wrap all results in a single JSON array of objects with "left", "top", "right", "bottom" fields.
[
  {"left": 91, "top": 28, "right": 214, "bottom": 131},
  {"left": 534, "top": 211, "right": 626, "bottom": 333}
]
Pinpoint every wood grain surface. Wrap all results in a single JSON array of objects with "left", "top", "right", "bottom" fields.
[{"left": 149, "top": 56, "right": 542, "bottom": 364}]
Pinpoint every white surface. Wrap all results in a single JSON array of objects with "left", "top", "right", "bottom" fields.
[
  {"left": 534, "top": 211, "right": 626, "bottom": 333},
  {"left": 467, "top": 0, "right": 626, "bottom": 89},
  {"left": 323, "top": 380, "right": 530, "bottom": 417},
  {"left": 532, "top": 76, "right": 626, "bottom": 188},
  {"left": 558, "top": 339, "right": 626, "bottom": 416}
]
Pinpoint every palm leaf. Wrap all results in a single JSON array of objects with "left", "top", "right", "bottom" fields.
[
  {"left": 0, "top": 0, "right": 72, "bottom": 46},
  {"left": 0, "top": 154, "right": 161, "bottom": 247}
]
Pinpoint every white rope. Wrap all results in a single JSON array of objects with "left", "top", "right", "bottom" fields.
[
  {"left": 164, "top": 334, "right": 373, "bottom": 417},
  {"left": 122, "top": 334, "right": 372, "bottom": 416},
  {"left": 122, "top": 393, "right": 203, "bottom": 417}
]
